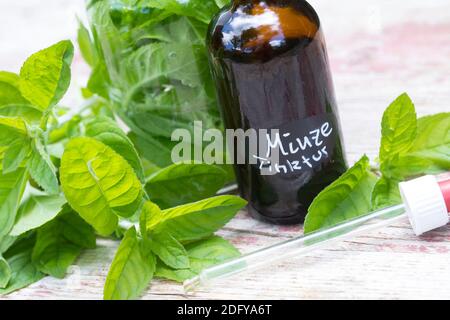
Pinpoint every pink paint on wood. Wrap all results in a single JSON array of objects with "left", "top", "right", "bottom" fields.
[
  {"left": 328, "top": 22, "right": 450, "bottom": 74},
  {"left": 376, "top": 242, "right": 450, "bottom": 254}
]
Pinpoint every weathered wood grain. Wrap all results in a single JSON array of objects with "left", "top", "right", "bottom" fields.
[{"left": 0, "top": 0, "right": 449, "bottom": 300}]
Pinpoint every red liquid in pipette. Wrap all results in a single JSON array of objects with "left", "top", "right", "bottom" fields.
[{"left": 438, "top": 179, "right": 450, "bottom": 213}]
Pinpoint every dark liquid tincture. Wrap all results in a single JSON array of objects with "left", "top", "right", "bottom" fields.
[{"left": 207, "top": 0, "right": 347, "bottom": 224}]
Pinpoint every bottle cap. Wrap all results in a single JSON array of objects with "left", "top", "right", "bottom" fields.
[{"left": 399, "top": 175, "right": 449, "bottom": 236}]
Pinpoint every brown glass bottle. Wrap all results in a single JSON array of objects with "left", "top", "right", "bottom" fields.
[{"left": 207, "top": 0, "right": 347, "bottom": 225}]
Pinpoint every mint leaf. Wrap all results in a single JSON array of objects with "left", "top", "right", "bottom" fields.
[
  {"left": 0, "top": 256, "right": 11, "bottom": 288},
  {"left": 145, "top": 163, "right": 228, "bottom": 209},
  {"left": 406, "top": 113, "right": 450, "bottom": 169},
  {"left": 129, "top": 132, "right": 177, "bottom": 168},
  {"left": 143, "top": 196, "right": 247, "bottom": 242},
  {"left": 147, "top": 232, "right": 189, "bottom": 269},
  {"left": 60, "top": 137, "right": 143, "bottom": 236},
  {"left": 10, "top": 194, "right": 66, "bottom": 236},
  {"left": 0, "top": 168, "right": 28, "bottom": 237},
  {"left": 31, "top": 207, "right": 95, "bottom": 278},
  {"left": 0, "top": 72, "right": 28, "bottom": 106},
  {"left": 371, "top": 177, "right": 402, "bottom": 210},
  {"left": 27, "top": 138, "right": 59, "bottom": 195},
  {"left": 304, "top": 156, "right": 378, "bottom": 233},
  {"left": 0, "top": 104, "right": 42, "bottom": 124},
  {"left": 139, "top": 201, "right": 162, "bottom": 232},
  {"left": 58, "top": 205, "right": 97, "bottom": 249},
  {"left": 380, "top": 156, "right": 443, "bottom": 181},
  {"left": 0, "top": 117, "right": 28, "bottom": 147},
  {"left": 2, "top": 138, "right": 31, "bottom": 174},
  {"left": 215, "top": 0, "right": 230, "bottom": 8},
  {"left": 86, "top": 62, "right": 111, "bottom": 100},
  {"left": 143, "top": 0, "right": 219, "bottom": 24},
  {"left": 32, "top": 237, "right": 80, "bottom": 279},
  {"left": 85, "top": 117, "right": 145, "bottom": 182},
  {"left": 155, "top": 236, "right": 240, "bottom": 282},
  {"left": 0, "top": 236, "right": 44, "bottom": 295},
  {"left": 161, "top": 42, "right": 207, "bottom": 87},
  {"left": 0, "top": 236, "right": 16, "bottom": 255},
  {"left": 77, "top": 19, "right": 97, "bottom": 68},
  {"left": 379, "top": 112, "right": 449, "bottom": 180},
  {"left": 372, "top": 111, "right": 449, "bottom": 211},
  {"left": 0, "top": 72, "right": 41, "bottom": 123},
  {"left": 379, "top": 93, "right": 417, "bottom": 167},
  {"left": 104, "top": 227, "right": 156, "bottom": 300},
  {"left": 19, "top": 40, "right": 74, "bottom": 111}
]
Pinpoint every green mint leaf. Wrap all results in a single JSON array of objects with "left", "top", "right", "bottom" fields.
[
  {"left": 129, "top": 132, "right": 176, "bottom": 168},
  {"left": 379, "top": 93, "right": 417, "bottom": 168},
  {"left": 145, "top": 163, "right": 228, "bottom": 209},
  {"left": 161, "top": 42, "right": 206, "bottom": 87},
  {"left": 0, "top": 117, "right": 28, "bottom": 148},
  {"left": 371, "top": 177, "right": 402, "bottom": 210},
  {"left": 155, "top": 263, "right": 195, "bottom": 283},
  {"left": 0, "top": 256, "right": 11, "bottom": 289},
  {"left": 143, "top": 0, "right": 219, "bottom": 24},
  {"left": 77, "top": 19, "right": 97, "bottom": 68},
  {"left": 86, "top": 62, "right": 111, "bottom": 100},
  {"left": 85, "top": 117, "right": 146, "bottom": 183},
  {"left": 147, "top": 232, "right": 189, "bottom": 270},
  {"left": 304, "top": 156, "right": 378, "bottom": 234},
  {"left": 406, "top": 113, "right": 450, "bottom": 169},
  {"left": 155, "top": 236, "right": 240, "bottom": 283},
  {"left": 27, "top": 138, "right": 59, "bottom": 195},
  {"left": 31, "top": 207, "right": 95, "bottom": 278},
  {"left": 0, "top": 104, "right": 43, "bottom": 124},
  {"left": 0, "top": 236, "right": 44, "bottom": 295},
  {"left": 141, "top": 158, "right": 162, "bottom": 177},
  {"left": 146, "top": 16, "right": 208, "bottom": 45},
  {"left": 19, "top": 40, "right": 74, "bottom": 111},
  {"left": 0, "top": 236, "right": 16, "bottom": 255},
  {"left": 58, "top": 205, "right": 97, "bottom": 249},
  {"left": 139, "top": 201, "right": 162, "bottom": 233},
  {"left": 32, "top": 238, "right": 80, "bottom": 279},
  {"left": 379, "top": 113, "right": 449, "bottom": 180},
  {"left": 0, "top": 168, "right": 28, "bottom": 237},
  {"left": 0, "top": 72, "right": 29, "bottom": 107},
  {"left": 104, "top": 227, "right": 156, "bottom": 300},
  {"left": 2, "top": 138, "right": 31, "bottom": 174},
  {"left": 10, "top": 194, "right": 66, "bottom": 236},
  {"left": 215, "top": 0, "right": 230, "bottom": 8},
  {"left": 60, "top": 137, "right": 143, "bottom": 236},
  {"left": 143, "top": 195, "right": 247, "bottom": 242},
  {"left": 380, "top": 156, "right": 442, "bottom": 181}
]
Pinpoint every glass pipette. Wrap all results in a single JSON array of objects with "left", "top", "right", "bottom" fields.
[{"left": 184, "top": 173, "right": 450, "bottom": 293}]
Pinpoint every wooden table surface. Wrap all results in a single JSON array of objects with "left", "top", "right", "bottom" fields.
[{"left": 0, "top": 0, "right": 449, "bottom": 300}]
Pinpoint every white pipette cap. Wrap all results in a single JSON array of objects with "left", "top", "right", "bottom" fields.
[{"left": 399, "top": 175, "right": 450, "bottom": 236}]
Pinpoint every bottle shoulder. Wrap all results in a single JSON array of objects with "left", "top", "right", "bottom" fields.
[{"left": 207, "top": 1, "right": 321, "bottom": 61}]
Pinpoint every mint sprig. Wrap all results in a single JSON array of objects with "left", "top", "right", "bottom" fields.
[
  {"left": 0, "top": 40, "right": 246, "bottom": 299},
  {"left": 304, "top": 93, "right": 450, "bottom": 232}
]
